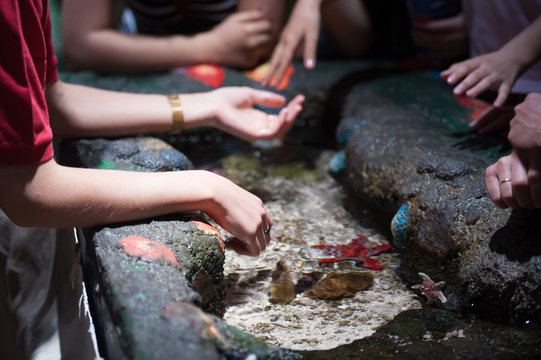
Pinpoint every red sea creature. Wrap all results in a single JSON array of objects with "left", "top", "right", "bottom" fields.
[
  {"left": 182, "top": 64, "right": 225, "bottom": 87},
  {"left": 244, "top": 62, "right": 294, "bottom": 90},
  {"left": 454, "top": 94, "right": 490, "bottom": 120},
  {"left": 118, "top": 235, "right": 180, "bottom": 268},
  {"left": 311, "top": 235, "right": 392, "bottom": 270}
]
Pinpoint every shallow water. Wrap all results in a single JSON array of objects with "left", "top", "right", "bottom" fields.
[{"left": 182, "top": 137, "right": 421, "bottom": 351}]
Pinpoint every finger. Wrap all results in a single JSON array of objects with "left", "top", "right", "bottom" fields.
[
  {"left": 257, "top": 224, "right": 267, "bottom": 252},
  {"left": 264, "top": 215, "right": 272, "bottom": 245},
  {"left": 269, "top": 38, "right": 297, "bottom": 87},
  {"left": 414, "top": 14, "right": 464, "bottom": 32},
  {"left": 303, "top": 29, "right": 319, "bottom": 69},
  {"left": 510, "top": 151, "right": 534, "bottom": 208},
  {"left": 225, "top": 237, "right": 251, "bottom": 256},
  {"left": 440, "top": 69, "right": 452, "bottom": 79},
  {"left": 258, "top": 215, "right": 269, "bottom": 251},
  {"left": 497, "top": 156, "right": 520, "bottom": 209},
  {"left": 235, "top": 9, "right": 266, "bottom": 22},
  {"left": 493, "top": 82, "right": 511, "bottom": 107},
  {"left": 274, "top": 95, "right": 305, "bottom": 138},
  {"left": 257, "top": 112, "right": 283, "bottom": 139},
  {"left": 250, "top": 89, "right": 286, "bottom": 108},
  {"left": 485, "top": 163, "right": 507, "bottom": 208},
  {"left": 465, "top": 75, "right": 496, "bottom": 98},
  {"left": 245, "top": 19, "right": 273, "bottom": 35},
  {"left": 270, "top": 55, "right": 293, "bottom": 88},
  {"left": 453, "top": 69, "right": 486, "bottom": 95},
  {"left": 247, "top": 233, "right": 261, "bottom": 256},
  {"left": 445, "top": 62, "right": 477, "bottom": 84},
  {"left": 247, "top": 33, "right": 273, "bottom": 48},
  {"left": 527, "top": 150, "right": 541, "bottom": 208},
  {"left": 263, "top": 46, "right": 286, "bottom": 86}
]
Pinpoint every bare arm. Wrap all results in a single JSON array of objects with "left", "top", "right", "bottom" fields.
[
  {"left": 0, "top": 161, "right": 270, "bottom": 255},
  {"left": 62, "top": 0, "right": 273, "bottom": 72},
  {"left": 442, "top": 15, "right": 541, "bottom": 107},
  {"left": 46, "top": 81, "right": 304, "bottom": 141}
]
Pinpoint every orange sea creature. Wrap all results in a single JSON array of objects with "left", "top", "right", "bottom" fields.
[
  {"left": 180, "top": 64, "right": 225, "bottom": 87},
  {"left": 454, "top": 94, "right": 490, "bottom": 120},
  {"left": 118, "top": 235, "right": 180, "bottom": 268},
  {"left": 245, "top": 62, "right": 294, "bottom": 90}
]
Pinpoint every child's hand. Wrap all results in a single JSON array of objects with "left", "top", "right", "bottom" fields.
[
  {"left": 207, "top": 87, "right": 304, "bottom": 141},
  {"left": 441, "top": 50, "right": 521, "bottom": 107},
  {"left": 485, "top": 149, "right": 541, "bottom": 209},
  {"left": 200, "top": 172, "right": 272, "bottom": 256},
  {"left": 204, "top": 10, "right": 272, "bottom": 69},
  {"left": 263, "top": 0, "right": 321, "bottom": 87}
]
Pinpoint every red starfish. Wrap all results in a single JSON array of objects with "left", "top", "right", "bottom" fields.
[{"left": 311, "top": 235, "right": 392, "bottom": 270}]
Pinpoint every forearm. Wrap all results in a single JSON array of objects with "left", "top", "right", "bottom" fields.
[
  {"left": 499, "top": 15, "right": 541, "bottom": 74},
  {"left": 63, "top": 29, "right": 211, "bottom": 73},
  {"left": 0, "top": 160, "right": 216, "bottom": 228},
  {"left": 46, "top": 81, "right": 216, "bottom": 138}
]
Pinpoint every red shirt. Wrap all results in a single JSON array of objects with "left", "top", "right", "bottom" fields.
[{"left": 0, "top": 0, "right": 58, "bottom": 166}]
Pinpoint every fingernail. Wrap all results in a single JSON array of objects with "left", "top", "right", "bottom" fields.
[{"left": 305, "top": 58, "right": 314, "bottom": 68}]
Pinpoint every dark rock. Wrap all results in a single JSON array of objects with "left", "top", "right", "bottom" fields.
[
  {"left": 342, "top": 70, "right": 540, "bottom": 323},
  {"left": 294, "top": 272, "right": 324, "bottom": 294},
  {"left": 269, "top": 260, "right": 296, "bottom": 304},
  {"left": 303, "top": 308, "right": 541, "bottom": 359},
  {"left": 304, "top": 272, "right": 374, "bottom": 300}
]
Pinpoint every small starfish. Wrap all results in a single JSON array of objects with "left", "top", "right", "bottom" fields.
[
  {"left": 311, "top": 235, "right": 392, "bottom": 270},
  {"left": 411, "top": 272, "right": 447, "bottom": 304}
]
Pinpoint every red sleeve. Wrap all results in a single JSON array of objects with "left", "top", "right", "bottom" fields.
[{"left": 0, "top": 0, "right": 57, "bottom": 166}]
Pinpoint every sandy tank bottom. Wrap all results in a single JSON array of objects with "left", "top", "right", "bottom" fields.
[{"left": 215, "top": 150, "right": 421, "bottom": 351}]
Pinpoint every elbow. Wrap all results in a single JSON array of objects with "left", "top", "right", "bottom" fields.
[
  {"left": 1, "top": 197, "right": 43, "bottom": 228},
  {"left": 3, "top": 210, "right": 36, "bottom": 228},
  {"left": 62, "top": 40, "right": 88, "bottom": 71},
  {"left": 62, "top": 32, "right": 99, "bottom": 71}
]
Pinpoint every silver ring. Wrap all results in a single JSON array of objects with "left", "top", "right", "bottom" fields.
[
  {"left": 264, "top": 224, "right": 272, "bottom": 235},
  {"left": 500, "top": 178, "right": 512, "bottom": 185}
]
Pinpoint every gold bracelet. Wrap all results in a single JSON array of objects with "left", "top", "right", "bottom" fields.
[{"left": 166, "top": 94, "right": 184, "bottom": 134}]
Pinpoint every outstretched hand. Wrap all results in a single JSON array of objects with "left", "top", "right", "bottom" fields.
[
  {"left": 200, "top": 172, "right": 272, "bottom": 256},
  {"left": 485, "top": 149, "right": 541, "bottom": 209},
  {"left": 208, "top": 87, "right": 305, "bottom": 141},
  {"left": 484, "top": 93, "right": 541, "bottom": 209},
  {"left": 441, "top": 50, "right": 521, "bottom": 107},
  {"left": 262, "top": 0, "right": 321, "bottom": 87}
]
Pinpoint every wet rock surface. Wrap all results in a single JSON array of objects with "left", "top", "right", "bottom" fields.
[
  {"left": 341, "top": 70, "right": 541, "bottom": 324},
  {"left": 304, "top": 308, "right": 541, "bottom": 359}
]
